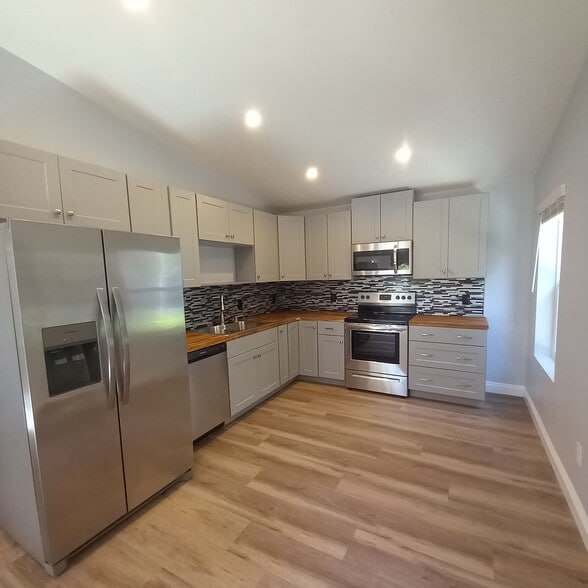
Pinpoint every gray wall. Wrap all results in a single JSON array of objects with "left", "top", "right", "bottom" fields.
[
  {"left": 0, "top": 48, "right": 265, "bottom": 208},
  {"left": 527, "top": 54, "right": 588, "bottom": 513}
]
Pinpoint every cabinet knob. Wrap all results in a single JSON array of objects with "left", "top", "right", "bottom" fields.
[
  {"left": 225, "top": 233, "right": 230, "bottom": 238},
  {"left": 375, "top": 234, "right": 379, "bottom": 239},
  {"left": 447, "top": 267, "right": 452, "bottom": 274},
  {"left": 281, "top": 273, "right": 285, "bottom": 278},
  {"left": 54, "top": 208, "right": 62, "bottom": 215},
  {"left": 257, "top": 274, "right": 261, "bottom": 279},
  {"left": 441, "top": 267, "right": 447, "bottom": 274},
  {"left": 231, "top": 234, "right": 235, "bottom": 238},
  {"left": 381, "top": 234, "right": 385, "bottom": 239},
  {"left": 340, "top": 339, "right": 343, "bottom": 344},
  {"left": 323, "top": 273, "right": 327, "bottom": 277},
  {"left": 328, "top": 274, "right": 332, "bottom": 278},
  {"left": 313, "top": 326, "right": 316, "bottom": 330},
  {"left": 66, "top": 210, "right": 75, "bottom": 217}
]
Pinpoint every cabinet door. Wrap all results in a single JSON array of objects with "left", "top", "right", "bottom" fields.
[
  {"left": 253, "top": 210, "right": 279, "bottom": 282},
  {"left": 305, "top": 214, "right": 328, "bottom": 280},
  {"left": 380, "top": 190, "right": 414, "bottom": 241},
  {"left": 327, "top": 210, "right": 351, "bottom": 280},
  {"left": 128, "top": 178, "right": 171, "bottom": 236},
  {"left": 278, "top": 325, "right": 290, "bottom": 386},
  {"left": 229, "top": 203, "right": 254, "bottom": 245},
  {"left": 278, "top": 215, "right": 306, "bottom": 281},
  {"left": 298, "top": 321, "right": 318, "bottom": 377},
  {"left": 58, "top": 157, "right": 130, "bottom": 231},
  {"left": 169, "top": 187, "right": 200, "bottom": 288},
  {"left": 413, "top": 199, "right": 449, "bottom": 279},
  {"left": 257, "top": 342, "right": 280, "bottom": 398},
  {"left": 0, "top": 140, "right": 63, "bottom": 223},
  {"left": 228, "top": 350, "right": 258, "bottom": 416},
  {"left": 351, "top": 195, "right": 380, "bottom": 244},
  {"left": 318, "top": 334, "right": 345, "bottom": 380},
  {"left": 288, "top": 322, "right": 300, "bottom": 379},
  {"left": 447, "top": 194, "right": 488, "bottom": 278},
  {"left": 196, "top": 194, "right": 229, "bottom": 242}
]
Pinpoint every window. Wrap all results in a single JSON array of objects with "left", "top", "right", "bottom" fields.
[{"left": 533, "top": 189, "right": 564, "bottom": 381}]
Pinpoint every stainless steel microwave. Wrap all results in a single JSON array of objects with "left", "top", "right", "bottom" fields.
[{"left": 352, "top": 240, "right": 413, "bottom": 276}]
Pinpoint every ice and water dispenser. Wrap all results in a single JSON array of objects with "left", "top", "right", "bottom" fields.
[{"left": 42, "top": 321, "right": 102, "bottom": 396}]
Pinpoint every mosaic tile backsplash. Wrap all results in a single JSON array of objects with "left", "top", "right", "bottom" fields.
[{"left": 184, "top": 277, "right": 484, "bottom": 329}]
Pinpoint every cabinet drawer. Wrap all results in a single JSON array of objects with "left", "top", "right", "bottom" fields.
[
  {"left": 409, "top": 341, "right": 485, "bottom": 374},
  {"left": 227, "top": 327, "right": 277, "bottom": 359},
  {"left": 318, "top": 321, "right": 344, "bottom": 336},
  {"left": 409, "top": 325, "right": 486, "bottom": 347},
  {"left": 409, "top": 366, "right": 485, "bottom": 400}
]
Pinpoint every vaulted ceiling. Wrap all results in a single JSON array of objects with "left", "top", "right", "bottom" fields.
[{"left": 1, "top": 0, "right": 588, "bottom": 209}]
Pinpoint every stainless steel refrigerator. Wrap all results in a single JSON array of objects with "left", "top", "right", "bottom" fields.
[{"left": 0, "top": 219, "right": 193, "bottom": 575}]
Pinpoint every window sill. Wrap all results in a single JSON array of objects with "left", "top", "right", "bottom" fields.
[{"left": 534, "top": 352, "right": 555, "bottom": 382}]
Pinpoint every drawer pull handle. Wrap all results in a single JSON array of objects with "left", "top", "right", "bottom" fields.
[
  {"left": 456, "top": 356, "right": 472, "bottom": 361},
  {"left": 420, "top": 333, "right": 433, "bottom": 337},
  {"left": 456, "top": 335, "right": 473, "bottom": 340},
  {"left": 325, "top": 327, "right": 335, "bottom": 330},
  {"left": 457, "top": 384, "right": 472, "bottom": 389},
  {"left": 419, "top": 378, "right": 432, "bottom": 382},
  {"left": 419, "top": 353, "right": 433, "bottom": 357}
]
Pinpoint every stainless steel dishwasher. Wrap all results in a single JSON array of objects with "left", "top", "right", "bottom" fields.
[{"left": 187, "top": 343, "right": 230, "bottom": 441}]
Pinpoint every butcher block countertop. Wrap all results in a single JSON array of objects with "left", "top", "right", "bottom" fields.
[
  {"left": 186, "top": 310, "right": 351, "bottom": 353},
  {"left": 409, "top": 314, "right": 489, "bottom": 330}
]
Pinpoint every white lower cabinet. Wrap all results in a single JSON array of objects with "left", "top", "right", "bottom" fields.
[
  {"left": 317, "top": 321, "right": 345, "bottom": 380},
  {"left": 298, "top": 321, "right": 318, "bottom": 377},
  {"left": 288, "top": 322, "right": 300, "bottom": 379},
  {"left": 227, "top": 329, "right": 279, "bottom": 416},
  {"left": 408, "top": 325, "right": 487, "bottom": 402}
]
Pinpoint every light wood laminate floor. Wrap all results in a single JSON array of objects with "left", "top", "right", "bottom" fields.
[{"left": 1, "top": 382, "right": 588, "bottom": 587}]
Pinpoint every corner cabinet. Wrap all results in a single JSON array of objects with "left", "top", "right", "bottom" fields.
[
  {"left": 413, "top": 194, "right": 488, "bottom": 279},
  {"left": 351, "top": 190, "right": 413, "bottom": 244},
  {"left": 197, "top": 194, "right": 254, "bottom": 245},
  {"left": 278, "top": 215, "right": 306, "bottom": 281},
  {"left": 58, "top": 157, "right": 130, "bottom": 231},
  {"left": 169, "top": 187, "right": 200, "bottom": 288},
  {"left": 253, "top": 210, "right": 279, "bottom": 282},
  {"left": 127, "top": 178, "right": 171, "bottom": 236},
  {"left": 305, "top": 211, "right": 351, "bottom": 280},
  {"left": 0, "top": 140, "right": 63, "bottom": 223}
]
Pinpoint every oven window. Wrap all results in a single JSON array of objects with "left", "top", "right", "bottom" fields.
[
  {"left": 353, "top": 250, "right": 394, "bottom": 272},
  {"left": 351, "top": 330, "right": 400, "bottom": 364}
]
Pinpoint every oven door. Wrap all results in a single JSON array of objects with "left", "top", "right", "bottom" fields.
[{"left": 344, "top": 323, "right": 408, "bottom": 377}]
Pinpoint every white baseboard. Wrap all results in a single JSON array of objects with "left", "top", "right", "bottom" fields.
[
  {"left": 524, "top": 391, "right": 588, "bottom": 550},
  {"left": 485, "top": 381, "right": 527, "bottom": 397}
]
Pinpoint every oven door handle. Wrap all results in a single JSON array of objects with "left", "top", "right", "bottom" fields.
[{"left": 344, "top": 323, "right": 407, "bottom": 333}]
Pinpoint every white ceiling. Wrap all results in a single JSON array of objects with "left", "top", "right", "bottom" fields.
[{"left": 1, "top": 0, "right": 588, "bottom": 210}]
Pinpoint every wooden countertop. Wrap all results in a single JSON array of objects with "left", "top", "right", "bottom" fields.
[
  {"left": 409, "top": 314, "right": 489, "bottom": 330},
  {"left": 186, "top": 310, "right": 351, "bottom": 353}
]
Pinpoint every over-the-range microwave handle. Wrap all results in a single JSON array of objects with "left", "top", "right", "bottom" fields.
[
  {"left": 96, "top": 288, "right": 116, "bottom": 409},
  {"left": 344, "top": 323, "right": 408, "bottom": 333},
  {"left": 111, "top": 286, "right": 131, "bottom": 405}
]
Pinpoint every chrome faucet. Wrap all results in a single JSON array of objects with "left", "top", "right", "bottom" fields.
[{"left": 219, "top": 294, "right": 226, "bottom": 326}]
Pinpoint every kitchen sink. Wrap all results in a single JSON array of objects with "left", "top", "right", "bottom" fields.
[{"left": 195, "top": 320, "right": 262, "bottom": 335}]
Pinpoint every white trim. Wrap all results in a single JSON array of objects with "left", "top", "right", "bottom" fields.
[
  {"left": 537, "top": 183, "right": 566, "bottom": 214},
  {"left": 485, "top": 381, "right": 526, "bottom": 397},
  {"left": 524, "top": 391, "right": 588, "bottom": 550}
]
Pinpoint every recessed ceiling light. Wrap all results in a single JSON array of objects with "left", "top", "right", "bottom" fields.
[
  {"left": 305, "top": 167, "right": 319, "bottom": 181},
  {"left": 394, "top": 143, "right": 412, "bottom": 165},
  {"left": 122, "top": 0, "right": 150, "bottom": 12},
  {"left": 244, "top": 109, "right": 262, "bottom": 129}
]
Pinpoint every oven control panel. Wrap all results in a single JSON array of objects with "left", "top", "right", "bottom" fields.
[{"left": 357, "top": 291, "right": 416, "bottom": 304}]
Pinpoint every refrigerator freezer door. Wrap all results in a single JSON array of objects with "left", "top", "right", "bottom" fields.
[
  {"left": 8, "top": 220, "right": 127, "bottom": 565},
  {"left": 102, "top": 230, "right": 192, "bottom": 510}
]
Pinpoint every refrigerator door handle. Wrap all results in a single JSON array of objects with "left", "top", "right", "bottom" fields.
[
  {"left": 111, "top": 286, "right": 131, "bottom": 405},
  {"left": 96, "top": 288, "right": 116, "bottom": 409}
]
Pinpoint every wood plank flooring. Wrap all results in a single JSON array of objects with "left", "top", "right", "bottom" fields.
[{"left": 1, "top": 382, "right": 588, "bottom": 587}]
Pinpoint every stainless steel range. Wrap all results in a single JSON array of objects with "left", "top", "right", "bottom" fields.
[{"left": 344, "top": 291, "right": 416, "bottom": 396}]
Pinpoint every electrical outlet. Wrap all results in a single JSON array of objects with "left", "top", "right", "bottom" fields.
[
  {"left": 237, "top": 299, "right": 243, "bottom": 310},
  {"left": 576, "top": 442, "right": 583, "bottom": 468},
  {"left": 330, "top": 292, "right": 337, "bottom": 303}
]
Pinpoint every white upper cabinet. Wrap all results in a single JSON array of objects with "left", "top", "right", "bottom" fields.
[
  {"left": 127, "top": 178, "right": 171, "bottom": 236},
  {"left": 197, "top": 194, "right": 253, "bottom": 245},
  {"left": 305, "top": 211, "right": 351, "bottom": 280},
  {"left": 278, "top": 215, "right": 306, "bottom": 281},
  {"left": 58, "top": 157, "right": 130, "bottom": 231},
  {"left": 169, "top": 186, "right": 200, "bottom": 288},
  {"left": 351, "top": 190, "right": 414, "bottom": 243},
  {"left": 253, "top": 209, "right": 279, "bottom": 282},
  {"left": 413, "top": 194, "right": 488, "bottom": 279},
  {"left": 327, "top": 211, "right": 351, "bottom": 280},
  {"left": 0, "top": 140, "right": 63, "bottom": 223}
]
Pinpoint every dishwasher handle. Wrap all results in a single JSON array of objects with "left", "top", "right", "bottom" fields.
[{"left": 188, "top": 343, "right": 227, "bottom": 363}]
